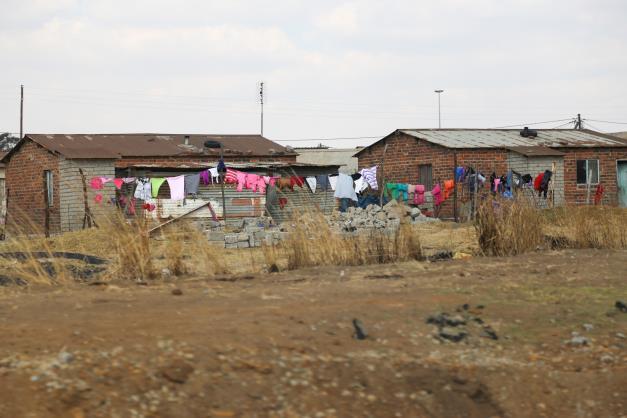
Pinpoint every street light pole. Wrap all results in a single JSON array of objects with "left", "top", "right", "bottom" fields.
[{"left": 434, "top": 89, "right": 444, "bottom": 129}]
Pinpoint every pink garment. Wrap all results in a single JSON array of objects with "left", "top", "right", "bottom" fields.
[
  {"left": 263, "top": 176, "right": 271, "bottom": 185},
  {"left": 269, "top": 176, "right": 280, "bottom": 187},
  {"left": 94, "top": 194, "right": 103, "bottom": 204},
  {"left": 113, "top": 178, "right": 124, "bottom": 190},
  {"left": 100, "top": 177, "right": 113, "bottom": 185},
  {"left": 123, "top": 177, "right": 136, "bottom": 184},
  {"left": 234, "top": 171, "right": 247, "bottom": 192},
  {"left": 166, "top": 175, "right": 185, "bottom": 200},
  {"left": 246, "top": 173, "right": 260, "bottom": 192},
  {"left": 225, "top": 168, "right": 239, "bottom": 184},
  {"left": 493, "top": 178, "right": 501, "bottom": 192},
  {"left": 256, "top": 177, "right": 266, "bottom": 194},
  {"left": 432, "top": 184, "right": 442, "bottom": 206},
  {"left": 200, "top": 170, "right": 210, "bottom": 185},
  {"left": 414, "top": 185, "right": 425, "bottom": 205},
  {"left": 90, "top": 177, "right": 103, "bottom": 190}
]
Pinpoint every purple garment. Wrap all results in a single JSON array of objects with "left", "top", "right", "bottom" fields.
[{"left": 200, "top": 170, "right": 210, "bottom": 185}]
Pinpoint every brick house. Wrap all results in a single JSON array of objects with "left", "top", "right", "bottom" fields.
[
  {"left": 355, "top": 129, "right": 627, "bottom": 218},
  {"left": 1, "top": 133, "right": 337, "bottom": 235}
]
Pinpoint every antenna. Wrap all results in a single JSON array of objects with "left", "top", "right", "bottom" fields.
[{"left": 259, "top": 81, "right": 264, "bottom": 136}]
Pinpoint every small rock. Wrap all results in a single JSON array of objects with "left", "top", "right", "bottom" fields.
[
  {"left": 171, "top": 288, "right": 183, "bottom": 296},
  {"left": 352, "top": 319, "right": 368, "bottom": 340},
  {"left": 615, "top": 332, "right": 626, "bottom": 339},
  {"left": 58, "top": 351, "right": 75, "bottom": 364},
  {"left": 161, "top": 360, "right": 194, "bottom": 384},
  {"left": 615, "top": 300, "right": 627, "bottom": 313},
  {"left": 161, "top": 268, "right": 172, "bottom": 278},
  {"left": 568, "top": 336, "right": 589, "bottom": 347},
  {"left": 600, "top": 355, "right": 614, "bottom": 364},
  {"left": 582, "top": 323, "right": 594, "bottom": 332},
  {"left": 480, "top": 326, "right": 498, "bottom": 340},
  {"left": 438, "top": 327, "right": 467, "bottom": 343}
]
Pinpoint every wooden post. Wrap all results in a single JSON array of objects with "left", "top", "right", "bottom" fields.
[
  {"left": 79, "top": 168, "right": 98, "bottom": 229},
  {"left": 43, "top": 171, "right": 50, "bottom": 238},
  {"left": 453, "top": 151, "right": 458, "bottom": 222},
  {"left": 549, "top": 161, "right": 556, "bottom": 208},
  {"left": 378, "top": 143, "right": 389, "bottom": 206}
]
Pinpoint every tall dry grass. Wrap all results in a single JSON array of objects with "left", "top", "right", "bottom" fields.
[
  {"left": 474, "top": 197, "right": 544, "bottom": 256},
  {"left": 276, "top": 211, "right": 422, "bottom": 270},
  {"left": 549, "top": 206, "right": 627, "bottom": 249}
]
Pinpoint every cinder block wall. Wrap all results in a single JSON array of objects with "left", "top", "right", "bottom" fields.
[
  {"left": 5, "top": 140, "right": 61, "bottom": 235},
  {"left": 58, "top": 158, "right": 116, "bottom": 232},
  {"left": 507, "top": 153, "right": 565, "bottom": 207}
]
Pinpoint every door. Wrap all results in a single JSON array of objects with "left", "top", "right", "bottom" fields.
[{"left": 618, "top": 161, "right": 627, "bottom": 207}]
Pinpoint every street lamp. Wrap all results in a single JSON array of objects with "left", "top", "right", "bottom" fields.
[
  {"left": 204, "top": 140, "right": 227, "bottom": 226},
  {"left": 434, "top": 89, "right": 444, "bottom": 129}
]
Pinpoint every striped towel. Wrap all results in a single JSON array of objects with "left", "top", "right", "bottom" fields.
[{"left": 360, "top": 166, "right": 378, "bottom": 190}]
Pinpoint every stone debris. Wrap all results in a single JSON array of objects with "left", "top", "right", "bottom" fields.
[
  {"left": 426, "top": 305, "right": 498, "bottom": 344},
  {"left": 615, "top": 300, "right": 627, "bottom": 313},
  {"left": 328, "top": 203, "right": 439, "bottom": 234},
  {"left": 352, "top": 319, "right": 368, "bottom": 340}
]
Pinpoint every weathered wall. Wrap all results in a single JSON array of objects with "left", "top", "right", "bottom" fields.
[
  {"left": 561, "top": 147, "right": 627, "bottom": 205},
  {"left": 5, "top": 140, "right": 61, "bottom": 235},
  {"left": 295, "top": 148, "right": 359, "bottom": 174},
  {"left": 507, "top": 153, "right": 565, "bottom": 207},
  {"left": 58, "top": 158, "right": 117, "bottom": 232}
]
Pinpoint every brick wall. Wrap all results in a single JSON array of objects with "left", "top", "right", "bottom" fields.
[
  {"left": 561, "top": 147, "right": 627, "bottom": 205},
  {"left": 58, "top": 158, "right": 117, "bottom": 232},
  {"left": 5, "top": 140, "right": 61, "bottom": 235},
  {"left": 357, "top": 132, "right": 509, "bottom": 217}
]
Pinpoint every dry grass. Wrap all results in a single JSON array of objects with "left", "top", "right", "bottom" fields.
[
  {"left": 474, "top": 198, "right": 544, "bottom": 256},
  {"left": 548, "top": 206, "right": 627, "bottom": 249},
  {"left": 274, "top": 211, "right": 422, "bottom": 270}
]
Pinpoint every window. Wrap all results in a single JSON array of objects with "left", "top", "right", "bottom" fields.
[
  {"left": 44, "top": 170, "right": 54, "bottom": 207},
  {"left": 576, "top": 159, "right": 599, "bottom": 185},
  {"left": 418, "top": 164, "right": 433, "bottom": 189}
]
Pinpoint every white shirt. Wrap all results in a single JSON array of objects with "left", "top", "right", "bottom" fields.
[{"left": 334, "top": 173, "right": 358, "bottom": 201}]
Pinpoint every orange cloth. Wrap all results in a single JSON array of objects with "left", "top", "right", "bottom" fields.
[
  {"left": 277, "top": 178, "right": 292, "bottom": 191},
  {"left": 443, "top": 180, "right": 455, "bottom": 200}
]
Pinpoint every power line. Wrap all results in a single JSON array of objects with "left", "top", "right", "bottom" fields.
[
  {"left": 584, "top": 118, "right": 627, "bottom": 125},
  {"left": 274, "top": 135, "right": 384, "bottom": 142},
  {"left": 492, "top": 118, "right": 574, "bottom": 129}
]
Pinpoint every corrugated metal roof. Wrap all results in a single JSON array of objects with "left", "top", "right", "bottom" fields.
[
  {"left": 505, "top": 146, "right": 565, "bottom": 157},
  {"left": 14, "top": 133, "right": 296, "bottom": 159},
  {"left": 399, "top": 129, "right": 627, "bottom": 149}
]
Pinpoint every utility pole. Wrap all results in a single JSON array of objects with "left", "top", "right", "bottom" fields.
[
  {"left": 259, "top": 82, "right": 264, "bottom": 136},
  {"left": 576, "top": 113, "right": 582, "bottom": 130},
  {"left": 20, "top": 85, "right": 24, "bottom": 139},
  {"left": 434, "top": 89, "right": 444, "bottom": 129}
]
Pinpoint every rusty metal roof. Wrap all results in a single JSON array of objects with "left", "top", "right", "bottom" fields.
[
  {"left": 355, "top": 129, "right": 627, "bottom": 156},
  {"left": 505, "top": 146, "right": 565, "bottom": 157},
  {"left": 13, "top": 133, "right": 296, "bottom": 159},
  {"left": 400, "top": 129, "right": 627, "bottom": 148}
]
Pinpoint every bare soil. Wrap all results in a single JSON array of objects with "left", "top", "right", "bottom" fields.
[{"left": 1, "top": 249, "right": 626, "bottom": 418}]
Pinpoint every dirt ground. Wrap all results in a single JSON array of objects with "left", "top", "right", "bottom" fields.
[{"left": 1, "top": 248, "right": 626, "bottom": 418}]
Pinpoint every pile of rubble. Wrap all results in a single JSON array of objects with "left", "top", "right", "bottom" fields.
[{"left": 328, "top": 200, "right": 439, "bottom": 234}]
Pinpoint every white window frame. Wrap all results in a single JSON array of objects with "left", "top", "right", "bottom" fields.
[{"left": 576, "top": 159, "right": 599, "bottom": 185}]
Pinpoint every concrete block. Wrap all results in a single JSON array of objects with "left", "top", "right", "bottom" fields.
[
  {"left": 207, "top": 231, "right": 225, "bottom": 241},
  {"left": 225, "top": 234, "right": 238, "bottom": 244},
  {"left": 237, "top": 241, "right": 250, "bottom": 248},
  {"left": 237, "top": 233, "right": 249, "bottom": 242},
  {"left": 225, "top": 243, "right": 238, "bottom": 249},
  {"left": 207, "top": 240, "right": 226, "bottom": 248},
  {"left": 253, "top": 231, "right": 267, "bottom": 240}
]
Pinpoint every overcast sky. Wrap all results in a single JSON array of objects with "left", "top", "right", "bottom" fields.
[{"left": 1, "top": 0, "right": 626, "bottom": 147}]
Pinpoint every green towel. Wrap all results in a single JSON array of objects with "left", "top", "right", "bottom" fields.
[{"left": 150, "top": 178, "right": 166, "bottom": 198}]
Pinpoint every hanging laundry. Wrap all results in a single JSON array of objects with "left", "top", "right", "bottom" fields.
[
  {"left": 397, "top": 184, "right": 408, "bottom": 201},
  {"left": 133, "top": 178, "right": 152, "bottom": 200},
  {"left": 217, "top": 159, "right": 226, "bottom": 173},
  {"left": 269, "top": 176, "right": 280, "bottom": 186},
  {"left": 329, "top": 175, "right": 338, "bottom": 191},
  {"left": 184, "top": 173, "right": 201, "bottom": 196},
  {"left": 224, "top": 168, "right": 239, "bottom": 184},
  {"left": 113, "top": 178, "right": 124, "bottom": 190},
  {"left": 477, "top": 173, "right": 486, "bottom": 183},
  {"left": 316, "top": 175, "right": 330, "bottom": 191},
  {"left": 277, "top": 178, "right": 292, "bottom": 191},
  {"left": 408, "top": 184, "right": 416, "bottom": 195},
  {"left": 167, "top": 175, "right": 185, "bottom": 200},
  {"left": 279, "top": 197, "right": 288, "bottom": 209},
  {"left": 209, "top": 167, "right": 220, "bottom": 183},
  {"left": 142, "top": 202, "right": 156, "bottom": 212},
  {"left": 385, "top": 183, "right": 408, "bottom": 201},
  {"left": 200, "top": 170, "right": 210, "bottom": 185},
  {"left": 305, "top": 177, "right": 317, "bottom": 193},
  {"left": 522, "top": 174, "right": 532, "bottom": 185},
  {"left": 150, "top": 178, "right": 166, "bottom": 198},
  {"left": 414, "top": 185, "right": 425, "bottom": 205},
  {"left": 539, "top": 170, "right": 552, "bottom": 199},
  {"left": 432, "top": 184, "right": 443, "bottom": 206},
  {"left": 455, "top": 167, "right": 465, "bottom": 182},
  {"left": 127, "top": 198, "right": 136, "bottom": 216},
  {"left": 290, "top": 176, "right": 305, "bottom": 189},
  {"left": 94, "top": 194, "right": 103, "bottom": 204},
  {"left": 333, "top": 173, "right": 358, "bottom": 202},
  {"left": 594, "top": 184, "right": 605, "bottom": 205},
  {"left": 359, "top": 166, "right": 378, "bottom": 190},
  {"left": 354, "top": 177, "right": 365, "bottom": 194},
  {"left": 493, "top": 178, "right": 501, "bottom": 193},
  {"left": 123, "top": 177, "right": 136, "bottom": 184},
  {"left": 533, "top": 173, "right": 544, "bottom": 191},
  {"left": 100, "top": 177, "right": 113, "bottom": 185},
  {"left": 90, "top": 177, "right": 103, "bottom": 190},
  {"left": 443, "top": 180, "right": 454, "bottom": 200}
]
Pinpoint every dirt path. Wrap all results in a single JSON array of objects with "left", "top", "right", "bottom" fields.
[{"left": 1, "top": 249, "right": 626, "bottom": 418}]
